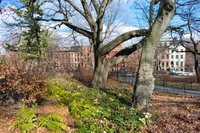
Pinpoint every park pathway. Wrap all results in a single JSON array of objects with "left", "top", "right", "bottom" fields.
[{"left": 118, "top": 77, "right": 200, "bottom": 98}]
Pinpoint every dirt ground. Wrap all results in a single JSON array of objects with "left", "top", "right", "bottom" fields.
[
  {"left": 0, "top": 80, "right": 199, "bottom": 133},
  {"left": 148, "top": 91, "right": 200, "bottom": 133}
]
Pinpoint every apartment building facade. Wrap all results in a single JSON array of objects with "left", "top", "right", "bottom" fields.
[
  {"left": 157, "top": 40, "right": 186, "bottom": 72},
  {"left": 47, "top": 45, "right": 93, "bottom": 71}
]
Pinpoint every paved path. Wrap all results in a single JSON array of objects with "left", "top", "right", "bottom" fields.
[
  {"left": 118, "top": 77, "right": 200, "bottom": 98},
  {"left": 155, "top": 85, "right": 200, "bottom": 98}
]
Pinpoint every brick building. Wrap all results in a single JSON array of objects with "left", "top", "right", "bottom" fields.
[
  {"left": 47, "top": 45, "right": 93, "bottom": 71},
  {"left": 106, "top": 44, "right": 142, "bottom": 73},
  {"left": 125, "top": 49, "right": 142, "bottom": 73}
]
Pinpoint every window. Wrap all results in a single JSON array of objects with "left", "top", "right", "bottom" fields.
[
  {"left": 171, "top": 55, "right": 174, "bottom": 59},
  {"left": 176, "top": 55, "right": 178, "bottom": 59},
  {"left": 176, "top": 62, "right": 179, "bottom": 66},
  {"left": 162, "top": 55, "right": 165, "bottom": 59},
  {"left": 180, "top": 62, "right": 183, "bottom": 67},
  {"left": 166, "top": 62, "right": 169, "bottom": 67},
  {"left": 171, "top": 61, "right": 174, "bottom": 67},
  {"left": 166, "top": 55, "right": 169, "bottom": 59},
  {"left": 162, "top": 62, "right": 164, "bottom": 67},
  {"left": 181, "top": 55, "right": 183, "bottom": 59}
]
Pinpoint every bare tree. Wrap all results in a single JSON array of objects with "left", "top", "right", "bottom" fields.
[
  {"left": 38, "top": 0, "right": 148, "bottom": 88},
  {"left": 174, "top": 0, "right": 200, "bottom": 82},
  {"left": 132, "top": 0, "right": 176, "bottom": 111},
  {"left": 35, "top": 0, "right": 176, "bottom": 111}
]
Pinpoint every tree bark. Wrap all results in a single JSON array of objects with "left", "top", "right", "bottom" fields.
[
  {"left": 194, "top": 54, "right": 200, "bottom": 83},
  {"left": 92, "top": 57, "right": 111, "bottom": 88},
  {"left": 133, "top": 0, "right": 176, "bottom": 111}
]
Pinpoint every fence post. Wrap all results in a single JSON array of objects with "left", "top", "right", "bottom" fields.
[{"left": 184, "top": 83, "right": 186, "bottom": 96}]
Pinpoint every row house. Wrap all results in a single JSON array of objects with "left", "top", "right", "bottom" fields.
[
  {"left": 47, "top": 45, "right": 93, "bottom": 71},
  {"left": 157, "top": 40, "right": 186, "bottom": 72}
]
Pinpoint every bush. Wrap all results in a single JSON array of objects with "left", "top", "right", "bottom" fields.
[
  {"left": 73, "top": 66, "right": 93, "bottom": 86},
  {"left": 0, "top": 61, "right": 47, "bottom": 105}
]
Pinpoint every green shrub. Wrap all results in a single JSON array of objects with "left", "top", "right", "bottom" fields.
[
  {"left": 10, "top": 104, "right": 67, "bottom": 133},
  {"left": 37, "top": 113, "right": 67, "bottom": 132},
  {"left": 47, "top": 80, "right": 156, "bottom": 132},
  {"left": 9, "top": 104, "right": 37, "bottom": 133},
  {"left": 69, "top": 98, "right": 96, "bottom": 119}
]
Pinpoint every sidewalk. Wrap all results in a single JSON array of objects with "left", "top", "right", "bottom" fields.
[
  {"left": 155, "top": 85, "right": 200, "bottom": 98},
  {"left": 118, "top": 77, "right": 200, "bottom": 98}
]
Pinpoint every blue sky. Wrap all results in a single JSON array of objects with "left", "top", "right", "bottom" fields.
[
  {"left": 0, "top": 0, "right": 199, "bottom": 49},
  {"left": 0, "top": 0, "right": 142, "bottom": 45}
]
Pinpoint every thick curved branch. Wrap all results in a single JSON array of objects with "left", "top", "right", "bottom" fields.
[
  {"left": 81, "top": 0, "right": 96, "bottom": 27},
  {"left": 100, "top": 29, "right": 148, "bottom": 56},
  {"left": 97, "top": 0, "right": 111, "bottom": 20},
  {"left": 115, "top": 39, "right": 145, "bottom": 57},
  {"left": 91, "top": 0, "right": 100, "bottom": 13},
  {"left": 64, "top": 0, "right": 85, "bottom": 17},
  {"left": 149, "top": 0, "right": 155, "bottom": 27},
  {"left": 39, "top": 18, "right": 92, "bottom": 38},
  {"left": 108, "top": 38, "right": 145, "bottom": 68},
  {"left": 64, "top": 0, "right": 95, "bottom": 28}
]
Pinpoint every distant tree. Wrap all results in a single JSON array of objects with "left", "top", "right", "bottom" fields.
[
  {"left": 174, "top": 0, "right": 200, "bottom": 82},
  {"left": 19, "top": 30, "right": 57, "bottom": 60},
  {"left": 3, "top": 0, "right": 53, "bottom": 60}
]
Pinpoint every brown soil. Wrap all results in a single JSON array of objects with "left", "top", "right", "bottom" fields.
[{"left": 147, "top": 91, "right": 200, "bottom": 133}]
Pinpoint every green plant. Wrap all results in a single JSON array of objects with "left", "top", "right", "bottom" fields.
[
  {"left": 69, "top": 98, "right": 96, "bottom": 119},
  {"left": 9, "top": 104, "right": 37, "bottom": 133},
  {"left": 10, "top": 104, "right": 67, "bottom": 133},
  {"left": 37, "top": 113, "right": 67, "bottom": 132},
  {"left": 47, "top": 80, "right": 157, "bottom": 132},
  {"left": 47, "top": 81, "right": 68, "bottom": 98}
]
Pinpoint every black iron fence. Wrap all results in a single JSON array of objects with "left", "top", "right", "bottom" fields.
[{"left": 115, "top": 72, "right": 200, "bottom": 98}]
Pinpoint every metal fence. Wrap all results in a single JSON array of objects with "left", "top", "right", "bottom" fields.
[{"left": 116, "top": 72, "right": 200, "bottom": 98}]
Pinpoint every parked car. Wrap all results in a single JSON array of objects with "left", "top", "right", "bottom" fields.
[
  {"left": 181, "top": 72, "right": 194, "bottom": 76},
  {"left": 169, "top": 71, "right": 194, "bottom": 76}
]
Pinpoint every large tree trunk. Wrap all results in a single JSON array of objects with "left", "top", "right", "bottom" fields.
[
  {"left": 133, "top": 44, "right": 156, "bottom": 111},
  {"left": 92, "top": 57, "right": 111, "bottom": 88},
  {"left": 132, "top": 0, "right": 176, "bottom": 111},
  {"left": 91, "top": 54, "right": 125, "bottom": 88},
  {"left": 194, "top": 54, "right": 200, "bottom": 83}
]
